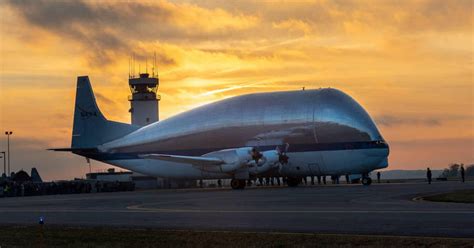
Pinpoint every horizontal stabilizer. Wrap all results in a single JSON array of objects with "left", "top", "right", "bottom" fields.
[
  {"left": 48, "top": 148, "right": 98, "bottom": 153},
  {"left": 139, "top": 154, "right": 224, "bottom": 166}
]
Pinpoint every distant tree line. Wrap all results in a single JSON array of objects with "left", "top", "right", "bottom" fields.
[{"left": 439, "top": 163, "right": 474, "bottom": 178}]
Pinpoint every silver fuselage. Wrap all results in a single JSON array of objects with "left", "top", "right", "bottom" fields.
[{"left": 94, "top": 88, "right": 389, "bottom": 179}]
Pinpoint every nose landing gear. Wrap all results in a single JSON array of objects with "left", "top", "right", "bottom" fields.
[
  {"left": 361, "top": 176, "right": 372, "bottom": 186},
  {"left": 230, "top": 179, "right": 246, "bottom": 189},
  {"left": 287, "top": 177, "right": 301, "bottom": 187}
]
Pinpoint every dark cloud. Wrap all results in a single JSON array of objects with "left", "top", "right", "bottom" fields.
[
  {"left": 374, "top": 115, "right": 441, "bottom": 127},
  {"left": 6, "top": 0, "right": 175, "bottom": 66},
  {"left": 7, "top": 0, "right": 471, "bottom": 68}
]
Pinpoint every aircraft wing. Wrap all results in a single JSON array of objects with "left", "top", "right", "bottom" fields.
[{"left": 139, "top": 154, "right": 224, "bottom": 166}]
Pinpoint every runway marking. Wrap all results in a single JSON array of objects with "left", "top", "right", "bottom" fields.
[
  {"left": 0, "top": 207, "right": 472, "bottom": 214},
  {"left": 145, "top": 229, "right": 474, "bottom": 241},
  {"left": 125, "top": 205, "right": 474, "bottom": 214},
  {"left": 0, "top": 209, "right": 138, "bottom": 213}
]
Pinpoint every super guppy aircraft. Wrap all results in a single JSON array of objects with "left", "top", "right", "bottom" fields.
[{"left": 53, "top": 76, "right": 389, "bottom": 189}]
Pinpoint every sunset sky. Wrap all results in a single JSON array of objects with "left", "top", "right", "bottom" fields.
[{"left": 0, "top": 0, "right": 473, "bottom": 180}]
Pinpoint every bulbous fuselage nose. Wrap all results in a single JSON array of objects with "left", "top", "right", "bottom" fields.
[
  {"left": 314, "top": 88, "right": 383, "bottom": 143},
  {"left": 314, "top": 88, "right": 389, "bottom": 170}
]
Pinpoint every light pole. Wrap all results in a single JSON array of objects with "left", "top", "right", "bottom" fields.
[
  {"left": 5, "top": 131, "right": 12, "bottom": 175},
  {"left": 0, "top": 151, "right": 5, "bottom": 176},
  {"left": 86, "top": 157, "right": 91, "bottom": 174}
]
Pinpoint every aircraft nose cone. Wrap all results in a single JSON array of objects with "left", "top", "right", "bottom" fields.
[
  {"left": 363, "top": 148, "right": 389, "bottom": 158},
  {"left": 362, "top": 141, "right": 389, "bottom": 157},
  {"left": 362, "top": 141, "right": 389, "bottom": 170}
]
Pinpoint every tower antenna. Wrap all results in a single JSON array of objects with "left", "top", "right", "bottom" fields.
[
  {"left": 146, "top": 57, "right": 148, "bottom": 74},
  {"left": 132, "top": 53, "right": 135, "bottom": 78},
  {"left": 133, "top": 54, "right": 136, "bottom": 77},
  {"left": 152, "top": 52, "right": 156, "bottom": 77}
]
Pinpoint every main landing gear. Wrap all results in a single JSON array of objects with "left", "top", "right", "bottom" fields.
[
  {"left": 230, "top": 179, "right": 246, "bottom": 189},
  {"left": 287, "top": 177, "right": 301, "bottom": 187},
  {"left": 361, "top": 175, "right": 372, "bottom": 186}
]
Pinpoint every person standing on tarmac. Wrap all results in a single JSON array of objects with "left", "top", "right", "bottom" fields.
[
  {"left": 377, "top": 171, "right": 381, "bottom": 183},
  {"left": 460, "top": 165, "right": 465, "bottom": 183},
  {"left": 427, "top": 167, "right": 432, "bottom": 184}
]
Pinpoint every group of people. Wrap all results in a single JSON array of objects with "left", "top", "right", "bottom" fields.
[
  {"left": 0, "top": 181, "right": 88, "bottom": 197},
  {"left": 0, "top": 180, "right": 135, "bottom": 198},
  {"left": 208, "top": 167, "right": 470, "bottom": 188},
  {"left": 209, "top": 175, "right": 353, "bottom": 188},
  {"left": 426, "top": 165, "right": 466, "bottom": 184}
]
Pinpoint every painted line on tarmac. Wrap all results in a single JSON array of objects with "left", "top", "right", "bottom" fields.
[
  {"left": 0, "top": 209, "right": 138, "bottom": 213},
  {"left": 126, "top": 205, "right": 474, "bottom": 214},
  {"left": 0, "top": 207, "right": 472, "bottom": 214}
]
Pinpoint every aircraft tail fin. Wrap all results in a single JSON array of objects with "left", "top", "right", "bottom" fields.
[
  {"left": 71, "top": 76, "right": 139, "bottom": 148},
  {"left": 30, "top": 168, "right": 43, "bottom": 183}
]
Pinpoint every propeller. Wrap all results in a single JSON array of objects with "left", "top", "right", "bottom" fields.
[
  {"left": 251, "top": 147, "right": 263, "bottom": 164},
  {"left": 277, "top": 143, "right": 289, "bottom": 165}
]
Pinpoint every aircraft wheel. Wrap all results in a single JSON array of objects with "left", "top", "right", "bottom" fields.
[
  {"left": 231, "top": 179, "right": 246, "bottom": 189},
  {"left": 238, "top": 179, "right": 246, "bottom": 189},
  {"left": 231, "top": 179, "right": 240, "bottom": 189},
  {"left": 361, "top": 177, "right": 372, "bottom": 186},
  {"left": 287, "top": 177, "right": 301, "bottom": 187}
]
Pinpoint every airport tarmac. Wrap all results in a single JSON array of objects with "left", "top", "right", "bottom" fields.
[{"left": 0, "top": 181, "right": 472, "bottom": 238}]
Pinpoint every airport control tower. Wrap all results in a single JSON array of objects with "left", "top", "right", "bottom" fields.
[{"left": 128, "top": 73, "right": 160, "bottom": 126}]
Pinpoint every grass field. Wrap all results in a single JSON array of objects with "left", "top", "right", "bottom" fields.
[
  {"left": 423, "top": 189, "right": 474, "bottom": 203},
  {"left": 0, "top": 226, "right": 473, "bottom": 247}
]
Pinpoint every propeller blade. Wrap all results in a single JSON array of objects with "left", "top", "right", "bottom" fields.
[
  {"left": 277, "top": 143, "right": 290, "bottom": 164},
  {"left": 279, "top": 154, "right": 289, "bottom": 164},
  {"left": 251, "top": 148, "right": 263, "bottom": 164}
]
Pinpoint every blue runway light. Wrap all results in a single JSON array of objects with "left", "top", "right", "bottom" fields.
[{"left": 39, "top": 216, "right": 44, "bottom": 225}]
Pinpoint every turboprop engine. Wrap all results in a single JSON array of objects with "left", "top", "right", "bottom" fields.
[
  {"left": 200, "top": 147, "right": 253, "bottom": 173},
  {"left": 248, "top": 150, "right": 279, "bottom": 175}
]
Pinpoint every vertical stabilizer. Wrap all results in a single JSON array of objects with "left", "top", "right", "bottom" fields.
[
  {"left": 30, "top": 168, "right": 43, "bottom": 183},
  {"left": 72, "top": 76, "right": 139, "bottom": 148}
]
